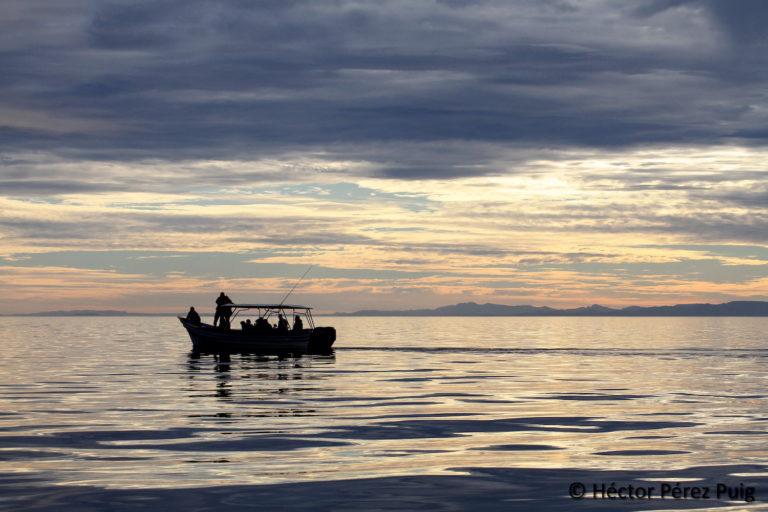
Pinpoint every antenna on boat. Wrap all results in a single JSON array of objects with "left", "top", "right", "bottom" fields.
[{"left": 278, "top": 265, "right": 313, "bottom": 307}]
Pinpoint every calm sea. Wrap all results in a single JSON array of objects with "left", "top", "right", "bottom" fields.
[{"left": 1, "top": 316, "right": 768, "bottom": 511}]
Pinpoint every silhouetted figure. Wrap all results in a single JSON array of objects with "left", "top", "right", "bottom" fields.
[
  {"left": 293, "top": 314, "right": 303, "bottom": 331},
  {"left": 255, "top": 317, "right": 271, "bottom": 332},
  {"left": 245, "top": 319, "right": 253, "bottom": 332},
  {"left": 240, "top": 320, "right": 246, "bottom": 331},
  {"left": 186, "top": 307, "right": 201, "bottom": 326},
  {"left": 277, "top": 314, "right": 289, "bottom": 332},
  {"left": 214, "top": 292, "right": 233, "bottom": 329}
]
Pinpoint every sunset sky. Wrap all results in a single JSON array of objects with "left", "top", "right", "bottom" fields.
[{"left": 1, "top": 0, "right": 767, "bottom": 314}]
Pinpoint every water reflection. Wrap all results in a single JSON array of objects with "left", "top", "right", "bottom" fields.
[
  {"left": 1, "top": 317, "right": 768, "bottom": 511},
  {"left": 185, "top": 351, "right": 336, "bottom": 409}
]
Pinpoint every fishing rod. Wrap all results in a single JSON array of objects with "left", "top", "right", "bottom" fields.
[{"left": 278, "top": 265, "right": 313, "bottom": 307}]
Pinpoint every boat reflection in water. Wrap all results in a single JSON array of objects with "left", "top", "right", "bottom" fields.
[{"left": 185, "top": 351, "right": 336, "bottom": 416}]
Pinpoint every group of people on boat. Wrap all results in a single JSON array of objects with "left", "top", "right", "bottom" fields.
[
  {"left": 182, "top": 292, "right": 236, "bottom": 329},
  {"left": 239, "top": 313, "right": 303, "bottom": 333},
  {"left": 184, "top": 291, "right": 305, "bottom": 333}
]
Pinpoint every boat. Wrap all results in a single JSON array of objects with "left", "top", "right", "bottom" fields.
[{"left": 179, "top": 303, "right": 336, "bottom": 353}]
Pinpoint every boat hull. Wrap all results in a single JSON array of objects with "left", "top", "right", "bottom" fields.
[{"left": 178, "top": 317, "right": 335, "bottom": 353}]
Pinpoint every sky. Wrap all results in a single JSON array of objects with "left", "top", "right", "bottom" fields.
[{"left": 1, "top": 0, "right": 767, "bottom": 314}]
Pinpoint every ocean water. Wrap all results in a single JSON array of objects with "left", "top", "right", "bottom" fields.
[{"left": 1, "top": 316, "right": 768, "bottom": 511}]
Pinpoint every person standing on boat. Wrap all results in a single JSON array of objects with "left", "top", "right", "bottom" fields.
[
  {"left": 186, "top": 307, "right": 201, "bottom": 326},
  {"left": 214, "top": 292, "right": 233, "bottom": 329}
]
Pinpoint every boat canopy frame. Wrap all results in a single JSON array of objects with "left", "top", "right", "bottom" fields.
[{"left": 224, "top": 304, "right": 315, "bottom": 329}]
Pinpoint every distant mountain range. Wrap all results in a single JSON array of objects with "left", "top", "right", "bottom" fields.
[{"left": 336, "top": 301, "right": 768, "bottom": 316}]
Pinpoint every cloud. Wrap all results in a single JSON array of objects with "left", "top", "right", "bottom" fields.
[
  {"left": 704, "top": 0, "right": 768, "bottom": 46},
  {"left": 0, "top": 180, "right": 123, "bottom": 194},
  {"left": 0, "top": 250, "right": 434, "bottom": 281},
  {"left": 228, "top": 233, "right": 375, "bottom": 247},
  {"left": 1, "top": 0, "right": 767, "bottom": 181},
  {"left": 1, "top": 1, "right": 768, "bottom": 311}
]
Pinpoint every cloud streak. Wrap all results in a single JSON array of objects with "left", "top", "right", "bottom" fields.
[{"left": 2, "top": 1, "right": 768, "bottom": 172}]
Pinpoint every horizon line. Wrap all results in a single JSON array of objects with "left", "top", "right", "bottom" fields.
[{"left": 4, "top": 299, "right": 768, "bottom": 317}]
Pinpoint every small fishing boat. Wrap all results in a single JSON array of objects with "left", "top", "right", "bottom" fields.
[{"left": 179, "top": 304, "right": 336, "bottom": 353}]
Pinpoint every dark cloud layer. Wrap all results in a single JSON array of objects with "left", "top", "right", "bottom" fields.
[{"left": 2, "top": 0, "right": 768, "bottom": 180}]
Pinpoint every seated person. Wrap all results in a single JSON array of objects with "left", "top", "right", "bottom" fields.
[
  {"left": 293, "top": 315, "right": 303, "bottom": 331},
  {"left": 186, "top": 307, "right": 201, "bottom": 325},
  {"left": 277, "top": 314, "right": 289, "bottom": 332},
  {"left": 244, "top": 319, "right": 253, "bottom": 332},
  {"left": 240, "top": 320, "right": 247, "bottom": 331},
  {"left": 255, "top": 317, "right": 271, "bottom": 331}
]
